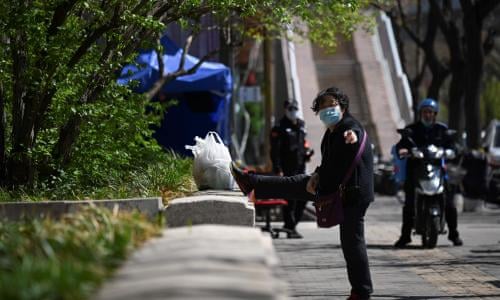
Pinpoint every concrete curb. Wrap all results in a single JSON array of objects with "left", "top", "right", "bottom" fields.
[
  {"left": 0, "top": 197, "right": 163, "bottom": 220},
  {"left": 165, "top": 193, "right": 255, "bottom": 228}
]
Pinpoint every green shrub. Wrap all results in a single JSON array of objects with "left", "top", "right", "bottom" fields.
[
  {"left": 0, "top": 206, "right": 160, "bottom": 300},
  {"left": 244, "top": 102, "right": 265, "bottom": 136},
  {"left": 0, "top": 151, "right": 195, "bottom": 202}
]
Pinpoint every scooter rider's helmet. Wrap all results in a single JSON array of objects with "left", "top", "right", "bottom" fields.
[{"left": 417, "top": 98, "right": 439, "bottom": 113}]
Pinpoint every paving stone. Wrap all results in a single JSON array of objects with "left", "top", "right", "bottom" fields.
[{"left": 271, "top": 195, "right": 500, "bottom": 299}]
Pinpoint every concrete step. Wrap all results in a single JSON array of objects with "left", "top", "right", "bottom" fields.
[{"left": 164, "top": 190, "right": 255, "bottom": 228}]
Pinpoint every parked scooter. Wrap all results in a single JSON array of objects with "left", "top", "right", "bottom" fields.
[
  {"left": 374, "top": 161, "right": 399, "bottom": 196},
  {"left": 397, "top": 128, "right": 456, "bottom": 248},
  {"left": 485, "top": 119, "right": 500, "bottom": 204},
  {"left": 373, "top": 145, "right": 399, "bottom": 196}
]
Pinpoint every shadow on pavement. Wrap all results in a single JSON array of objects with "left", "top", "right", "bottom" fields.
[{"left": 371, "top": 295, "right": 500, "bottom": 299}]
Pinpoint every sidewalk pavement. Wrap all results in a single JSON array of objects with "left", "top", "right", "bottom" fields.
[
  {"left": 95, "top": 192, "right": 500, "bottom": 300},
  {"left": 273, "top": 195, "right": 500, "bottom": 300}
]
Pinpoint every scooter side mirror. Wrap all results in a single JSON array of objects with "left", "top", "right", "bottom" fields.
[
  {"left": 445, "top": 149, "right": 456, "bottom": 160},
  {"left": 411, "top": 148, "right": 424, "bottom": 159},
  {"left": 397, "top": 128, "right": 413, "bottom": 137},
  {"left": 446, "top": 129, "right": 457, "bottom": 137}
]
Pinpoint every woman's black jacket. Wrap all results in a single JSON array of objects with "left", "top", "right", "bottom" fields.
[{"left": 316, "top": 112, "right": 374, "bottom": 204}]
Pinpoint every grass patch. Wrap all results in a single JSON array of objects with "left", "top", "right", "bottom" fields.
[{"left": 0, "top": 205, "right": 161, "bottom": 300}]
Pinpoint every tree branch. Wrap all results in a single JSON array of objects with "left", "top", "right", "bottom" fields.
[
  {"left": 396, "top": 0, "right": 424, "bottom": 48},
  {"left": 459, "top": 0, "right": 473, "bottom": 13},
  {"left": 157, "top": 44, "right": 164, "bottom": 81},
  {"left": 477, "top": 0, "right": 500, "bottom": 21},
  {"left": 52, "top": 74, "right": 107, "bottom": 166},
  {"left": 46, "top": 0, "right": 79, "bottom": 38},
  {"left": 131, "top": 0, "right": 151, "bottom": 14},
  {"left": 178, "top": 35, "right": 194, "bottom": 72},
  {"left": 145, "top": 48, "right": 218, "bottom": 99},
  {"left": 414, "top": 58, "right": 428, "bottom": 86},
  {"left": 429, "top": 0, "right": 450, "bottom": 34},
  {"left": 151, "top": 1, "right": 176, "bottom": 19},
  {"left": 66, "top": 4, "right": 121, "bottom": 68}
]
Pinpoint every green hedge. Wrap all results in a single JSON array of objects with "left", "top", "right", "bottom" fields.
[
  {"left": 0, "top": 151, "right": 195, "bottom": 202},
  {"left": 0, "top": 206, "right": 161, "bottom": 300}
]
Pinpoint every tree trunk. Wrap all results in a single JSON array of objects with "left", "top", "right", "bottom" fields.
[
  {"left": 9, "top": 29, "right": 35, "bottom": 186},
  {"left": 409, "top": 80, "right": 420, "bottom": 120},
  {"left": 463, "top": 62, "right": 483, "bottom": 149},
  {"left": 0, "top": 84, "right": 6, "bottom": 182},
  {"left": 50, "top": 78, "right": 106, "bottom": 175},
  {"left": 421, "top": 7, "right": 449, "bottom": 104},
  {"left": 447, "top": 65, "right": 466, "bottom": 133},
  {"left": 52, "top": 115, "right": 82, "bottom": 167},
  {"left": 426, "top": 69, "right": 448, "bottom": 101},
  {"left": 462, "top": 2, "right": 483, "bottom": 149}
]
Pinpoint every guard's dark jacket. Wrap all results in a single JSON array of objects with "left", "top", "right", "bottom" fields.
[
  {"left": 317, "top": 112, "right": 374, "bottom": 203},
  {"left": 270, "top": 117, "right": 307, "bottom": 175}
]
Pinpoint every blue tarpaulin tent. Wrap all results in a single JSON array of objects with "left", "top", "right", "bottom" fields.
[{"left": 118, "top": 36, "right": 232, "bottom": 156}]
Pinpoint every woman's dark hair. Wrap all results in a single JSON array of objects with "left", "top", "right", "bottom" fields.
[{"left": 311, "top": 86, "right": 349, "bottom": 114}]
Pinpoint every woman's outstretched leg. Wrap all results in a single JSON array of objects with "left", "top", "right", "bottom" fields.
[
  {"left": 231, "top": 162, "right": 314, "bottom": 202},
  {"left": 253, "top": 173, "right": 313, "bottom": 202}
]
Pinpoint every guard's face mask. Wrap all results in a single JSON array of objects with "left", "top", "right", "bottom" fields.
[{"left": 286, "top": 108, "right": 299, "bottom": 121}]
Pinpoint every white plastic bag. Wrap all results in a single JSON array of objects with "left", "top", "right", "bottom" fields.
[{"left": 185, "top": 131, "right": 235, "bottom": 190}]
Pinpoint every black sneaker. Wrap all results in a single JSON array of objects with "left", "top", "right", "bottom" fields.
[
  {"left": 230, "top": 162, "right": 254, "bottom": 195},
  {"left": 449, "top": 236, "right": 463, "bottom": 246},
  {"left": 394, "top": 236, "right": 412, "bottom": 248},
  {"left": 347, "top": 292, "right": 370, "bottom": 300},
  {"left": 286, "top": 229, "right": 303, "bottom": 239}
]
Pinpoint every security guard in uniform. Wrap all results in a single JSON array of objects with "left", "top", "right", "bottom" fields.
[{"left": 270, "top": 99, "right": 314, "bottom": 238}]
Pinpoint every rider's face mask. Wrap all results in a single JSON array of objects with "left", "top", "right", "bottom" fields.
[{"left": 420, "top": 107, "right": 436, "bottom": 127}]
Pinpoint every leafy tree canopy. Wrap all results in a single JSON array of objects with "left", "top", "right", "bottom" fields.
[{"left": 0, "top": 0, "right": 370, "bottom": 190}]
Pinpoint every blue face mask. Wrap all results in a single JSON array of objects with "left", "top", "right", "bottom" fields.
[
  {"left": 319, "top": 106, "right": 342, "bottom": 127},
  {"left": 421, "top": 119, "right": 433, "bottom": 127},
  {"left": 285, "top": 109, "right": 299, "bottom": 122}
]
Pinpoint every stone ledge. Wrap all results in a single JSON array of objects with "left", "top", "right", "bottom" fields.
[
  {"left": 165, "top": 194, "right": 254, "bottom": 228},
  {"left": 0, "top": 197, "right": 163, "bottom": 220},
  {"left": 96, "top": 225, "right": 287, "bottom": 300}
]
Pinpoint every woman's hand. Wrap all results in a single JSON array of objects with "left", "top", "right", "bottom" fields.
[
  {"left": 306, "top": 173, "right": 319, "bottom": 195},
  {"left": 398, "top": 148, "right": 409, "bottom": 158},
  {"left": 344, "top": 130, "right": 358, "bottom": 144}
]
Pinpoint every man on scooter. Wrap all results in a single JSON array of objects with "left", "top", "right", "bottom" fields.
[{"left": 394, "top": 98, "right": 463, "bottom": 248}]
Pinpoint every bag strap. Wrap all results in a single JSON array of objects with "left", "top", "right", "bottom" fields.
[{"left": 341, "top": 130, "right": 367, "bottom": 186}]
